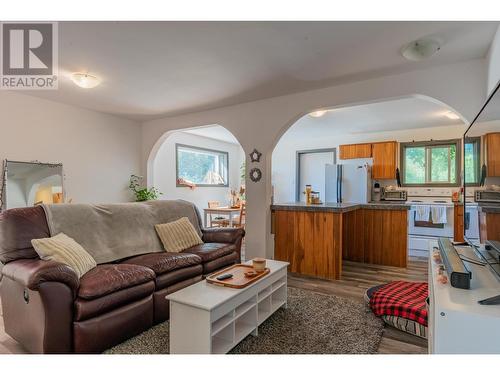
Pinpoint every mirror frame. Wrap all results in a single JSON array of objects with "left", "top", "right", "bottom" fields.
[{"left": 0, "top": 159, "right": 64, "bottom": 211}]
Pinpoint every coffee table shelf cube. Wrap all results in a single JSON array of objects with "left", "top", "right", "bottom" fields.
[{"left": 167, "top": 259, "right": 289, "bottom": 354}]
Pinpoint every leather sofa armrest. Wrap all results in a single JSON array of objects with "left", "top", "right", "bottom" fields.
[
  {"left": 201, "top": 227, "right": 245, "bottom": 244},
  {"left": 2, "top": 258, "right": 79, "bottom": 292}
]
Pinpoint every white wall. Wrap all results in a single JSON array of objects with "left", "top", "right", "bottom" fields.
[
  {"left": 142, "top": 59, "right": 486, "bottom": 260},
  {"left": 0, "top": 92, "right": 141, "bottom": 205},
  {"left": 272, "top": 123, "right": 467, "bottom": 203},
  {"left": 153, "top": 131, "right": 245, "bottom": 215},
  {"left": 487, "top": 25, "right": 500, "bottom": 94}
]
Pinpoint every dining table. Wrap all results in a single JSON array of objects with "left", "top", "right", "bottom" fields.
[{"left": 203, "top": 206, "right": 241, "bottom": 227}]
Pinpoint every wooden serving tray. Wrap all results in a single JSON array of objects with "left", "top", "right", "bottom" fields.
[{"left": 206, "top": 264, "right": 270, "bottom": 289}]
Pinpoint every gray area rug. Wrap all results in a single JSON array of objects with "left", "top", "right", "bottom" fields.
[{"left": 105, "top": 287, "right": 383, "bottom": 354}]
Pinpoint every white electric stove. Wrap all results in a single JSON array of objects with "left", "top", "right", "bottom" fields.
[{"left": 406, "top": 189, "right": 479, "bottom": 257}]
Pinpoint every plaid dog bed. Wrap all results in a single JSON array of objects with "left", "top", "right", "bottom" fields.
[{"left": 369, "top": 281, "right": 428, "bottom": 327}]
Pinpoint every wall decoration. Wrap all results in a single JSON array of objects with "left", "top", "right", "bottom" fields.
[
  {"left": 249, "top": 167, "right": 262, "bottom": 183},
  {"left": 249, "top": 148, "right": 262, "bottom": 163}
]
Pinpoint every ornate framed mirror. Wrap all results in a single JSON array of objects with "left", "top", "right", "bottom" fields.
[{"left": 0, "top": 160, "right": 64, "bottom": 211}]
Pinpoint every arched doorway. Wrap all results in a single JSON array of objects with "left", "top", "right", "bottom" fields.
[
  {"left": 271, "top": 95, "right": 468, "bottom": 205},
  {"left": 148, "top": 124, "right": 248, "bottom": 257}
]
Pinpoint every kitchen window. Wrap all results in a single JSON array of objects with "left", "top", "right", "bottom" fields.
[
  {"left": 464, "top": 137, "right": 481, "bottom": 186},
  {"left": 401, "top": 139, "right": 461, "bottom": 186},
  {"left": 176, "top": 144, "right": 229, "bottom": 187}
]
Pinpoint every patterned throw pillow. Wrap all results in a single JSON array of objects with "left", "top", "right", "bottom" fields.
[
  {"left": 31, "top": 233, "right": 97, "bottom": 278},
  {"left": 155, "top": 217, "right": 203, "bottom": 252}
]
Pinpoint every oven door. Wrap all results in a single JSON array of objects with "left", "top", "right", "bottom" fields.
[{"left": 408, "top": 205, "right": 454, "bottom": 238}]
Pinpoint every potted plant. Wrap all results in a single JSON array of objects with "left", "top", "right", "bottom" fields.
[{"left": 129, "top": 174, "right": 162, "bottom": 202}]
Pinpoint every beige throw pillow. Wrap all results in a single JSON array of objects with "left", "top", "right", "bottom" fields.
[
  {"left": 31, "top": 233, "right": 97, "bottom": 278},
  {"left": 155, "top": 217, "right": 203, "bottom": 252}
]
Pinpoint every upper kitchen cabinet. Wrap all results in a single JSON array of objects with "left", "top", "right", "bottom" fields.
[
  {"left": 485, "top": 132, "right": 500, "bottom": 177},
  {"left": 339, "top": 143, "right": 372, "bottom": 159},
  {"left": 372, "top": 141, "right": 398, "bottom": 179}
]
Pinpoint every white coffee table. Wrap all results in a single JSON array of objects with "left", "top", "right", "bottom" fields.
[{"left": 167, "top": 259, "right": 289, "bottom": 354}]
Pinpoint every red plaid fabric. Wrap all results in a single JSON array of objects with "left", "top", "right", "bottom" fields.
[{"left": 369, "top": 281, "right": 428, "bottom": 326}]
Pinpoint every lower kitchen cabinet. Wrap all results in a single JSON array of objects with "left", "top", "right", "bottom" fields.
[
  {"left": 274, "top": 210, "right": 342, "bottom": 280},
  {"left": 343, "top": 208, "right": 408, "bottom": 268},
  {"left": 479, "top": 211, "right": 500, "bottom": 242},
  {"left": 273, "top": 207, "right": 408, "bottom": 280}
]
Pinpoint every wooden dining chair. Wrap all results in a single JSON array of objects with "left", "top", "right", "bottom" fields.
[
  {"left": 208, "top": 201, "right": 229, "bottom": 227},
  {"left": 233, "top": 202, "right": 246, "bottom": 228}
]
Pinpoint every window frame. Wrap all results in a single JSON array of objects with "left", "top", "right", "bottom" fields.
[
  {"left": 463, "top": 136, "right": 481, "bottom": 187},
  {"left": 400, "top": 139, "right": 461, "bottom": 187},
  {"left": 175, "top": 143, "right": 229, "bottom": 187}
]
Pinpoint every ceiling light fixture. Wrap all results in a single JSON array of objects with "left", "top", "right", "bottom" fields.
[
  {"left": 444, "top": 111, "right": 460, "bottom": 120},
  {"left": 309, "top": 110, "right": 327, "bottom": 118},
  {"left": 71, "top": 72, "right": 101, "bottom": 89},
  {"left": 401, "top": 38, "right": 441, "bottom": 61}
]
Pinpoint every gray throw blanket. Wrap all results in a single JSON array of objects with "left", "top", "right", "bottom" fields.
[{"left": 42, "top": 200, "right": 203, "bottom": 264}]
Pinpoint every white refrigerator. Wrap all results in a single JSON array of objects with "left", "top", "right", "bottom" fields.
[{"left": 325, "top": 162, "right": 371, "bottom": 203}]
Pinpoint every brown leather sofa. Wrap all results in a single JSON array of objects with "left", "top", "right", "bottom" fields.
[{"left": 0, "top": 202, "right": 244, "bottom": 353}]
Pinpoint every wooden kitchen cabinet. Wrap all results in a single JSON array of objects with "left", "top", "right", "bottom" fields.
[
  {"left": 454, "top": 204, "right": 464, "bottom": 243},
  {"left": 479, "top": 211, "right": 500, "bottom": 242},
  {"left": 273, "top": 206, "right": 408, "bottom": 281},
  {"left": 372, "top": 141, "right": 397, "bottom": 179},
  {"left": 343, "top": 208, "right": 408, "bottom": 267},
  {"left": 339, "top": 143, "right": 372, "bottom": 160},
  {"left": 485, "top": 133, "right": 500, "bottom": 177},
  {"left": 274, "top": 209, "right": 343, "bottom": 280}
]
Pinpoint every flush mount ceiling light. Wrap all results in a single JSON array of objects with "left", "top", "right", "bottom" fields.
[
  {"left": 309, "top": 110, "right": 327, "bottom": 118},
  {"left": 444, "top": 111, "right": 460, "bottom": 120},
  {"left": 401, "top": 38, "right": 441, "bottom": 61},
  {"left": 71, "top": 72, "right": 101, "bottom": 89}
]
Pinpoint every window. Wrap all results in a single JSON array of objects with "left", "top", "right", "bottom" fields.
[
  {"left": 176, "top": 144, "right": 229, "bottom": 187},
  {"left": 464, "top": 137, "right": 481, "bottom": 185},
  {"left": 401, "top": 140, "right": 460, "bottom": 186}
]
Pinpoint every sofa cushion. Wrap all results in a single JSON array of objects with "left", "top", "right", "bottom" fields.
[
  {"left": 74, "top": 280, "right": 155, "bottom": 321},
  {"left": 31, "top": 233, "right": 97, "bottom": 278},
  {"left": 78, "top": 264, "right": 155, "bottom": 300},
  {"left": 155, "top": 217, "right": 203, "bottom": 252},
  {"left": 120, "top": 252, "right": 201, "bottom": 276},
  {"left": 202, "top": 252, "right": 239, "bottom": 275},
  {"left": 155, "top": 264, "right": 203, "bottom": 290},
  {"left": 0, "top": 205, "right": 50, "bottom": 264},
  {"left": 182, "top": 243, "right": 236, "bottom": 263}
]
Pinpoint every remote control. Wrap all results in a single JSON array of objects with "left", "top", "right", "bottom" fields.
[
  {"left": 216, "top": 273, "right": 233, "bottom": 281},
  {"left": 478, "top": 294, "right": 500, "bottom": 305}
]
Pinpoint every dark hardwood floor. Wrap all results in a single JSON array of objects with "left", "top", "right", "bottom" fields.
[
  {"left": 288, "top": 258, "right": 429, "bottom": 354},
  {"left": 0, "top": 257, "right": 428, "bottom": 354}
]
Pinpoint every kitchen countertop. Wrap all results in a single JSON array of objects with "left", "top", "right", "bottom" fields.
[{"left": 271, "top": 201, "right": 410, "bottom": 212}]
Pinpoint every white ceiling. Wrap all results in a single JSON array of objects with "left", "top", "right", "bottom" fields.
[
  {"left": 183, "top": 125, "right": 240, "bottom": 144},
  {"left": 21, "top": 21, "right": 499, "bottom": 121},
  {"left": 281, "top": 97, "right": 463, "bottom": 141}
]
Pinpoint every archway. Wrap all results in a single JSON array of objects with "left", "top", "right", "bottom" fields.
[
  {"left": 270, "top": 94, "right": 469, "bottom": 204},
  {"left": 148, "top": 124, "right": 248, "bottom": 256}
]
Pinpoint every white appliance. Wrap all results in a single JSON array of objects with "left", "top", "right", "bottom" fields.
[
  {"left": 407, "top": 189, "right": 454, "bottom": 258},
  {"left": 325, "top": 162, "right": 371, "bottom": 203}
]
